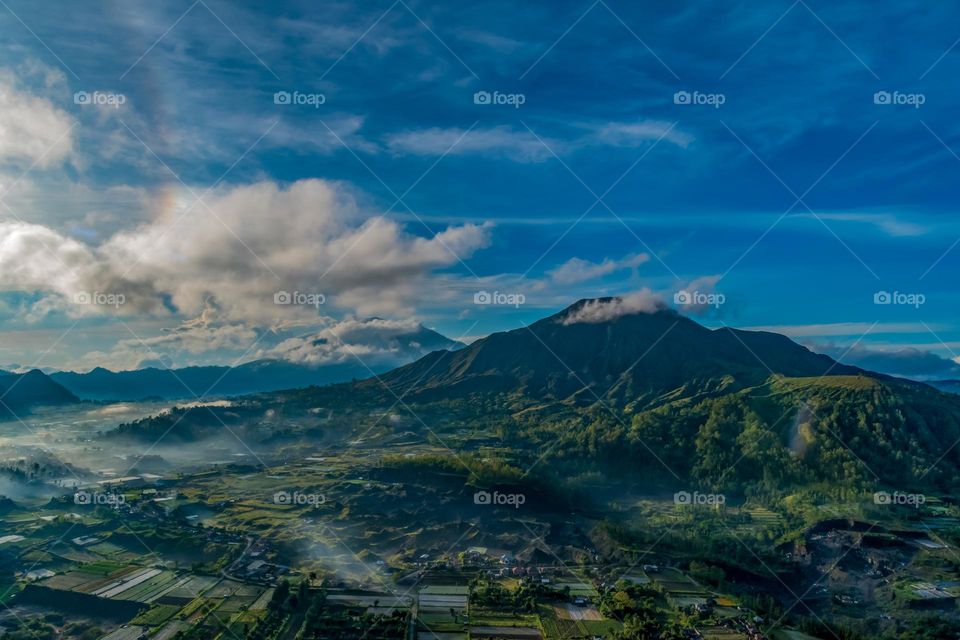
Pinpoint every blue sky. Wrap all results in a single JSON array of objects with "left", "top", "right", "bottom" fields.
[{"left": 0, "top": 0, "right": 959, "bottom": 378}]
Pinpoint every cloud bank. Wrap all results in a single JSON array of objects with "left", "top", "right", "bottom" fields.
[{"left": 0, "top": 179, "right": 491, "bottom": 324}]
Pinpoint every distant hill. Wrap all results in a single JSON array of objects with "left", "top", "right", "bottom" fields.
[
  {"left": 0, "top": 369, "right": 79, "bottom": 417},
  {"left": 929, "top": 379, "right": 960, "bottom": 395},
  {"left": 52, "top": 324, "right": 462, "bottom": 401}
]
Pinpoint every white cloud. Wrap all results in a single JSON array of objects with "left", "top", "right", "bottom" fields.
[
  {"left": 79, "top": 315, "right": 453, "bottom": 371},
  {"left": 0, "top": 70, "right": 74, "bottom": 168},
  {"left": 386, "top": 125, "right": 555, "bottom": 163},
  {"left": 549, "top": 253, "right": 649, "bottom": 285},
  {"left": 261, "top": 317, "right": 439, "bottom": 366},
  {"left": 385, "top": 120, "right": 693, "bottom": 163},
  {"left": 808, "top": 212, "right": 927, "bottom": 237},
  {"left": 82, "top": 321, "right": 259, "bottom": 371},
  {"left": 0, "top": 220, "right": 165, "bottom": 321},
  {"left": 560, "top": 289, "right": 665, "bottom": 325},
  {"left": 586, "top": 120, "right": 693, "bottom": 149},
  {"left": 0, "top": 179, "right": 492, "bottom": 324}
]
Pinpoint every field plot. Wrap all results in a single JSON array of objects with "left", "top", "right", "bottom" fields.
[
  {"left": 154, "top": 574, "right": 219, "bottom": 604},
  {"left": 327, "top": 591, "right": 413, "bottom": 608},
  {"left": 551, "top": 581, "right": 597, "bottom": 598},
  {"left": 38, "top": 564, "right": 147, "bottom": 596},
  {"left": 111, "top": 571, "right": 181, "bottom": 602},
  {"left": 94, "top": 568, "right": 163, "bottom": 598},
  {"left": 420, "top": 585, "right": 470, "bottom": 595},
  {"left": 740, "top": 506, "right": 784, "bottom": 525},
  {"left": 87, "top": 541, "right": 142, "bottom": 562},
  {"left": 217, "top": 586, "right": 265, "bottom": 614},
  {"left": 152, "top": 620, "right": 188, "bottom": 640},
  {"left": 100, "top": 626, "right": 148, "bottom": 640},
  {"left": 539, "top": 603, "right": 620, "bottom": 639},
  {"left": 131, "top": 603, "right": 180, "bottom": 626},
  {"left": 203, "top": 578, "right": 242, "bottom": 598},
  {"left": 250, "top": 587, "right": 275, "bottom": 610},
  {"left": 555, "top": 603, "right": 602, "bottom": 621},
  {"left": 419, "top": 585, "right": 468, "bottom": 611},
  {"left": 470, "top": 626, "right": 543, "bottom": 639},
  {"left": 418, "top": 584, "right": 469, "bottom": 632}
]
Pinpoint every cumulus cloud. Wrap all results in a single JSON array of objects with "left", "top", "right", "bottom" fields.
[
  {"left": 549, "top": 253, "right": 649, "bottom": 285},
  {"left": 560, "top": 289, "right": 665, "bottom": 325},
  {"left": 0, "top": 70, "right": 74, "bottom": 168},
  {"left": 80, "top": 314, "right": 456, "bottom": 371},
  {"left": 0, "top": 220, "right": 165, "bottom": 320},
  {"left": 261, "top": 317, "right": 452, "bottom": 366},
  {"left": 83, "top": 322, "right": 259, "bottom": 371},
  {"left": 0, "top": 179, "right": 492, "bottom": 324}
]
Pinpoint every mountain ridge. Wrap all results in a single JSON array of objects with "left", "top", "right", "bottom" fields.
[
  {"left": 51, "top": 323, "right": 462, "bottom": 401},
  {"left": 365, "top": 299, "right": 888, "bottom": 411}
]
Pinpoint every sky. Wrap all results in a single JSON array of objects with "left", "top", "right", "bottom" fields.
[{"left": 0, "top": 0, "right": 959, "bottom": 379}]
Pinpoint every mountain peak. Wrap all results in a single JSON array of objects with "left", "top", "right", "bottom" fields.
[
  {"left": 373, "top": 303, "right": 863, "bottom": 409},
  {"left": 553, "top": 293, "right": 671, "bottom": 326},
  {"left": 0, "top": 369, "right": 79, "bottom": 416}
]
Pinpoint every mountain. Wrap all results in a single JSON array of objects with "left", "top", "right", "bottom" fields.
[
  {"left": 111, "top": 299, "right": 960, "bottom": 491},
  {"left": 371, "top": 298, "right": 872, "bottom": 409},
  {"left": 52, "top": 324, "right": 462, "bottom": 401},
  {"left": 355, "top": 299, "right": 960, "bottom": 490},
  {"left": 0, "top": 369, "right": 79, "bottom": 417},
  {"left": 929, "top": 379, "right": 960, "bottom": 395}
]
